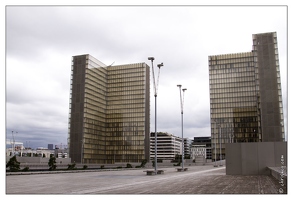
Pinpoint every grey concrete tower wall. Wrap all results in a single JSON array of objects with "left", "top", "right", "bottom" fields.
[
  {"left": 225, "top": 143, "right": 242, "bottom": 174},
  {"left": 252, "top": 32, "right": 284, "bottom": 141},
  {"left": 226, "top": 142, "right": 287, "bottom": 175},
  {"left": 69, "top": 55, "right": 87, "bottom": 163}
]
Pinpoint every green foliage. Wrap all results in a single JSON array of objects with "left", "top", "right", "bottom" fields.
[
  {"left": 67, "top": 163, "right": 76, "bottom": 170},
  {"left": 136, "top": 159, "right": 147, "bottom": 168},
  {"left": 175, "top": 154, "right": 181, "bottom": 161},
  {"left": 140, "top": 159, "right": 147, "bottom": 167},
  {"left": 126, "top": 163, "right": 132, "bottom": 168},
  {"left": 83, "top": 165, "right": 88, "bottom": 170},
  {"left": 22, "top": 166, "right": 29, "bottom": 172},
  {"left": 48, "top": 156, "right": 57, "bottom": 171},
  {"left": 6, "top": 155, "right": 20, "bottom": 172}
]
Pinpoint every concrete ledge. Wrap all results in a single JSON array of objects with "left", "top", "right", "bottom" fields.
[
  {"left": 226, "top": 142, "right": 287, "bottom": 175},
  {"left": 143, "top": 170, "right": 156, "bottom": 175},
  {"left": 6, "top": 167, "right": 144, "bottom": 176},
  {"left": 176, "top": 168, "right": 188, "bottom": 172},
  {"left": 143, "top": 170, "right": 165, "bottom": 175},
  {"left": 267, "top": 166, "right": 287, "bottom": 186}
]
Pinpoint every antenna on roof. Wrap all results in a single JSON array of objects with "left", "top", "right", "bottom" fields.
[{"left": 108, "top": 61, "right": 115, "bottom": 67}]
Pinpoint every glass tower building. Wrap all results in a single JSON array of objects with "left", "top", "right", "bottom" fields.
[
  {"left": 68, "top": 54, "right": 150, "bottom": 164},
  {"left": 208, "top": 32, "right": 284, "bottom": 161}
]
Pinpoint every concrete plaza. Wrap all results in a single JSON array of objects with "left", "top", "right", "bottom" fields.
[{"left": 6, "top": 165, "right": 285, "bottom": 194}]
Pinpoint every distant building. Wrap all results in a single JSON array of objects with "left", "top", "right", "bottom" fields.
[
  {"left": 183, "top": 138, "right": 192, "bottom": 157},
  {"left": 6, "top": 147, "right": 53, "bottom": 158},
  {"left": 48, "top": 144, "right": 54, "bottom": 150},
  {"left": 191, "top": 137, "right": 212, "bottom": 160},
  {"left": 208, "top": 32, "right": 285, "bottom": 161},
  {"left": 68, "top": 54, "right": 150, "bottom": 164},
  {"left": 150, "top": 132, "right": 189, "bottom": 160},
  {"left": 55, "top": 149, "right": 68, "bottom": 158}
]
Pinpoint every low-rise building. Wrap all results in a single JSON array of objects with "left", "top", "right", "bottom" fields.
[
  {"left": 191, "top": 137, "right": 212, "bottom": 160},
  {"left": 150, "top": 132, "right": 190, "bottom": 160},
  {"left": 184, "top": 138, "right": 192, "bottom": 158}
]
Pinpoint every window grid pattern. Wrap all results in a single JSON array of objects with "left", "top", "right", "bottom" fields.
[
  {"left": 69, "top": 55, "right": 150, "bottom": 164},
  {"left": 208, "top": 32, "right": 285, "bottom": 161},
  {"left": 209, "top": 52, "right": 259, "bottom": 160}
]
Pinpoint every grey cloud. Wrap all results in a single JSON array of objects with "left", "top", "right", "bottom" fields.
[{"left": 6, "top": 6, "right": 288, "bottom": 148}]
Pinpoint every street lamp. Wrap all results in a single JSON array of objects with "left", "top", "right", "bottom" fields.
[
  {"left": 213, "top": 122, "right": 223, "bottom": 167},
  {"left": 218, "top": 124, "right": 223, "bottom": 166},
  {"left": 213, "top": 122, "right": 218, "bottom": 167},
  {"left": 81, "top": 139, "right": 83, "bottom": 164},
  {"left": 11, "top": 131, "right": 17, "bottom": 156},
  {"left": 177, "top": 85, "right": 187, "bottom": 171},
  {"left": 148, "top": 57, "right": 163, "bottom": 175},
  {"left": 213, "top": 119, "right": 224, "bottom": 167}
]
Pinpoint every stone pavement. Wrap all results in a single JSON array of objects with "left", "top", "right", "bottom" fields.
[{"left": 6, "top": 165, "right": 285, "bottom": 194}]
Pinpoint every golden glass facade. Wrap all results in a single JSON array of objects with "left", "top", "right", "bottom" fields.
[
  {"left": 68, "top": 54, "right": 150, "bottom": 164},
  {"left": 209, "top": 32, "right": 284, "bottom": 161}
]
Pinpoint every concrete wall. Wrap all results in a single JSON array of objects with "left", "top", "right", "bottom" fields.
[
  {"left": 6, "top": 156, "right": 72, "bottom": 164},
  {"left": 226, "top": 142, "right": 242, "bottom": 174},
  {"left": 226, "top": 142, "right": 287, "bottom": 175}
]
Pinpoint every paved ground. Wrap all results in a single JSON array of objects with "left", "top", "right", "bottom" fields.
[{"left": 6, "top": 165, "right": 285, "bottom": 194}]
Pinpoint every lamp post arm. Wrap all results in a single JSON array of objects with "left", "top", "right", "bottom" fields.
[
  {"left": 177, "top": 85, "right": 183, "bottom": 114},
  {"left": 155, "top": 63, "right": 164, "bottom": 96},
  {"left": 182, "top": 88, "right": 187, "bottom": 113},
  {"left": 156, "top": 67, "right": 161, "bottom": 95},
  {"left": 150, "top": 60, "right": 157, "bottom": 96}
]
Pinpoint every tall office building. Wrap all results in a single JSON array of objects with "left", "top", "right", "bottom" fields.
[
  {"left": 208, "top": 32, "right": 284, "bottom": 161},
  {"left": 68, "top": 54, "right": 150, "bottom": 164}
]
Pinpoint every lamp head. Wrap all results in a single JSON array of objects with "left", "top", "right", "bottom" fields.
[
  {"left": 182, "top": 88, "right": 187, "bottom": 92},
  {"left": 148, "top": 57, "right": 155, "bottom": 61},
  {"left": 177, "top": 84, "right": 182, "bottom": 88},
  {"left": 157, "top": 63, "right": 163, "bottom": 68}
]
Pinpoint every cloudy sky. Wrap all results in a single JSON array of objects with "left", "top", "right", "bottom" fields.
[{"left": 4, "top": 4, "right": 289, "bottom": 149}]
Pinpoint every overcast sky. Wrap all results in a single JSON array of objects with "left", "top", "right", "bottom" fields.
[{"left": 4, "top": 4, "right": 289, "bottom": 149}]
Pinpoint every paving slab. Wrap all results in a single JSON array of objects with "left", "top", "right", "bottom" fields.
[{"left": 6, "top": 165, "right": 285, "bottom": 194}]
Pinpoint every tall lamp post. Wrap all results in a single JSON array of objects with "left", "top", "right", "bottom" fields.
[
  {"left": 148, "top": 57, "right": 163, "bottom": 175},
  {"left": 81, "top": 139, "right": 83, "bottom": 164},
  {"left": 213, "top": 119, "right": 224, "bottom": 167},
  {"left": 213, "top": 121, "right": 223, "bottom": 167},
  {"left": 11, "top": 131, "right": 15, "bottom": 156},
  {"left": 214, "top": 130, "right": 218, "bottom": 167},
  {"left": 177, "top": 85, "right": 187, "bottom": 171},
  {"left": 11, "top": 131, "right": 17, "bottom": 156},
  {"left": 218, "top": 124, "right": 222, "bottom": 166}
]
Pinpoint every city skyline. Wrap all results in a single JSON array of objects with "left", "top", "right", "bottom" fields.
[{"left": 5, "top": 5, "right": 288, "bottom": 149}]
